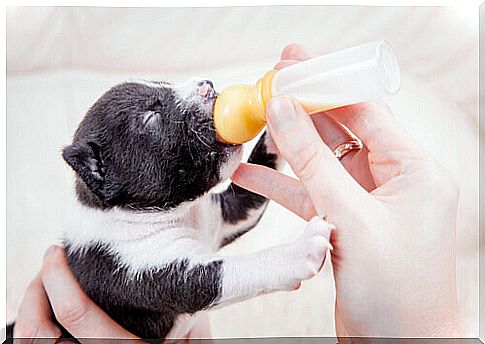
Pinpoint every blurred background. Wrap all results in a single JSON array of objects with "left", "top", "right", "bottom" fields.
[{"left": 7, "top": 6, "right": 478, "bottom": 337}]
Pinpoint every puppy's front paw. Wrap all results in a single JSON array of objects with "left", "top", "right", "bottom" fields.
[
  {"left": 247, "top": 131, "right": 284, "bottom": 170},
  {"left": 262, "top": 130, "right": 279, "bottom": 156},
  {"left": 289, "top": 216, "right": 334, "bottom": 282}
]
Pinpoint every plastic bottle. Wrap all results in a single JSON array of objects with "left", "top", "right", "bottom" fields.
[{"left": 213, "top": 41, "right": 400, "bottom": 144}]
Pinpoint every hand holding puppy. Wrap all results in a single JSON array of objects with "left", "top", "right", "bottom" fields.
[
  {"left": 232, "top": 44, "right": 463, "bottom": 337},
  {"left": 12, "top": 246, "right": 139, "bottom": 339}
]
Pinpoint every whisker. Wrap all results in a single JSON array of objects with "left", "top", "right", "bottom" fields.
[
  {"left": 186, "top": 141, "right": 196, "bottom": 164},
  {"left": 190, "top": 128, "right": 211, "bottom": 148},
  {"left": 229, "top": 183, "right": 236, "bottom": 199},
  {"left": 199, "top": 123, "right": 216, "bottom": 132}
]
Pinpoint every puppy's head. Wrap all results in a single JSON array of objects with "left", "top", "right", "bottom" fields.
[{"left": 62, "top": 79, "right": 243, "bottom": 210}]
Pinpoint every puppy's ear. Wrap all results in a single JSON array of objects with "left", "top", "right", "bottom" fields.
[{"left": 62, "top": 141, "right": 110, "bottom": 199}]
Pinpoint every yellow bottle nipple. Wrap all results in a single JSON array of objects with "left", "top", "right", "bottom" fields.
[{"left": 213, "top": 70, "right": 277, "bottom": 144}]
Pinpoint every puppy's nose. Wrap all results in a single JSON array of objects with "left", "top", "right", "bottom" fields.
[
  {"left": 197, "top": 80, "right": 215, "bottom": 98},
  {"left": 198, "top": 80, "right": 213, "bottom": 88}
]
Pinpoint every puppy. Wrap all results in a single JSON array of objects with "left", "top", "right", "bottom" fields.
[{"left": 13, "top": 79, "right": 333, "bottom": 340}]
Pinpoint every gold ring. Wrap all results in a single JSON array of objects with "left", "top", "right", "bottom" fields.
[{"left": 333, "top": 139, "right": 363, "bottom": 160}]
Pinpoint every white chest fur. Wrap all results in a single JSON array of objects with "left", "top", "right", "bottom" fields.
[{"left": 64, "top": 194, "right": 224, "bottom": 274}]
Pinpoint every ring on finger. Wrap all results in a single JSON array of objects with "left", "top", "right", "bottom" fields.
[{"left": 333, "top": 139, "right": 363, "bottom": 160}]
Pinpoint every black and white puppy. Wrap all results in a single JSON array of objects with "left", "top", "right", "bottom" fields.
[{"left": 57, "top": 79, "right": 332, "bottom": 339}]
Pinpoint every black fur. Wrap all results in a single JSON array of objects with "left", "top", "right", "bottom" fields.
[
  {"left": 218, "top": 132, "right": 277, "bottom": 224},
  {"left": 217, "top": 132, "right": 278, "bottom": 246},
  {"left": 64, "top": 243, "right": 223, "bottom": 339},
  {"left": 5, "top": 323, "right": 13, "bottom": 338}
]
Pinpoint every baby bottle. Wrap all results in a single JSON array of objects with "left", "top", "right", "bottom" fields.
[{"left": 213, "top": 40, "right": 400, "bottom": 144}]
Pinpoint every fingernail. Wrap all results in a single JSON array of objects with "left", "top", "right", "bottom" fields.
[{"left": 267, "top": 95, "right": 298, "bottom": 132}]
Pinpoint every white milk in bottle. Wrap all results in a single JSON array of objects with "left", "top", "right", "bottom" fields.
[{"left": 271, "top": 41, "right": 400, "bottom": 113}]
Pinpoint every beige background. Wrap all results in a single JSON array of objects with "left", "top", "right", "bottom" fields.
[{"left": 7, "top": 6, "right": 478, "bottom": 337}]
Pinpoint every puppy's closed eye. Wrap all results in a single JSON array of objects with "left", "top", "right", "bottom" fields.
[{"left": 142, "top": 111, "right": 161, "bottom": 128}]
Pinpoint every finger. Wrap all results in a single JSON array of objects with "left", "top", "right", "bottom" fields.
[
  {"left": 310, "top": 113, "right": 357, "bottom": 154},
  {"left": 14, "top": 276, "right": 62, "bottom": 340},
  {"left": 341, "top": 145, "right": 377, "bottom": 192},
  {"left": 231, "top": 163, "right": 316, "bottom": 221},
  {"left": 325, "top": 101, "right": 424, "bottom": 159},
  {"left": 266, "top": 96, "right": 369, "bottom": 216},
  {"left": 40, "top": 246, "right": 138, "bottom": 339},
  {"left": 280, "top": 43, "right": 314, "bottom": 61},
  {"left": 274, "top": 59, "right": 299, "bottom": 71},
  {"left": 311, "top": 113, "right": 377, "bottom": 191},
  {"left": 187, "top": 312, "right": 212, "bottom": 339}
]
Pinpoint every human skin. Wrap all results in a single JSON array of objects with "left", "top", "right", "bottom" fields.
[{"left": 231, "top": 44, "right": 463, "bottom": 337}]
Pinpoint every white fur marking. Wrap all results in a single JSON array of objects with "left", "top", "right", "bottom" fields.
[
  {"left": 219, "top": 146, "right": 244, "bottom": 182},
  {"left": 64, "top": 196, "right": 225, "bottom": 275}
]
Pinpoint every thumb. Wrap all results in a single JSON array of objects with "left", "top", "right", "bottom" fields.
[{"left": 266, "top": 96, "right": 368, "bottom": 216}]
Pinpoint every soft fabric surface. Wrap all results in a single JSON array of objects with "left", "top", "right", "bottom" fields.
[{"left": 7, "top": 6, "right": 478, "bottom": 337}]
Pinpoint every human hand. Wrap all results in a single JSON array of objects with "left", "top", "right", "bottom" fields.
[
  {"left": 13, "top": 245, "right": 139, "bottom": 340},
  {"left": 232, "top": 44, "right": 463, "bottom": 337}
]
